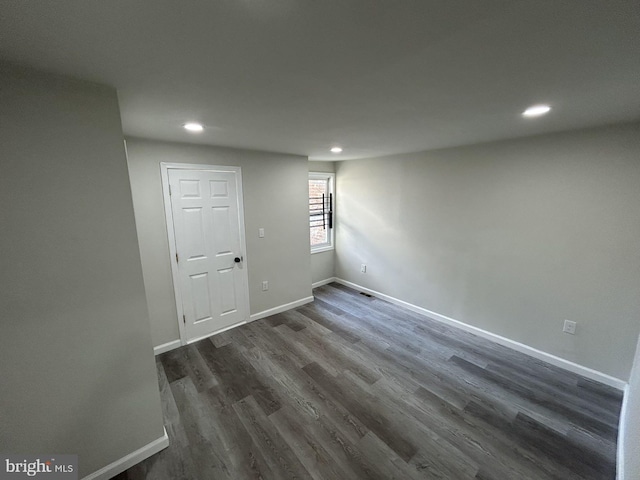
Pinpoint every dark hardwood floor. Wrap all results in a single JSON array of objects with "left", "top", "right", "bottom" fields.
[{"left": 115, "top": 283, "right": 622, "bottom": 479}]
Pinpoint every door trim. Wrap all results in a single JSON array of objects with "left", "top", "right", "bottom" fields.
[{"left": 160, "top": 162, "right": 251, "bottom": 346}]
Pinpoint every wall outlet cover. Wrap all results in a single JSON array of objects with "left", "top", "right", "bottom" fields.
[{"left": 563, "top": 320, "right": 577, "bottom": 335}]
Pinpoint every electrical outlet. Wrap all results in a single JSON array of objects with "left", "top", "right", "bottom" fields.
[
  {"left": 563, "top": 320, "right": 577, "bottom": 335},
  {"left": 258, "top": 228, "right": 265, "bottom": 238},
  {"left": 361, "top": 264, "right": 367, "bottom": 273},
  {"left": 262, "top": 280, "right": 268, "bottom": 291}
]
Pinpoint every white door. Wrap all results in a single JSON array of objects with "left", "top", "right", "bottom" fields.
[{"left": 166, "top": 166, "right": 249, "bottom": 342}]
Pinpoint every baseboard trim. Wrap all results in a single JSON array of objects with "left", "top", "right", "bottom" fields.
[
  {"left": 332, "top": 278, "right": 626, "bottom": 391},
  {"left": 250, "top": 296, "right": 314, "bottom": 322},
  {"left": 155, "top": 297, "right": 317, "bottom": 351},
  {"left": 617, "top": 384, "right": 630, "bottom": 479},
  {"left": 153, "top": 339, "right": 182, "bottom": 356},
  {"left": 312, "top": 277, "right": 337, "bottom": 289},
  {"left": 82, "top": 427, "right": 169, "bottom": 480}
]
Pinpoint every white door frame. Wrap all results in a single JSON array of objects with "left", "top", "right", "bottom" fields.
[{"left": 160, "top": 162, "right": 251, "bottom": 346}]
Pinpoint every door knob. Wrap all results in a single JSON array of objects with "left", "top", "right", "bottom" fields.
[{"left": 234, "top": 257, "right": 242, "bottom": 263}]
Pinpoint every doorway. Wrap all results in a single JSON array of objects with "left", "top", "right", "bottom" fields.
[{"left": 161, "top": 163, "right": 250, "bottom": 343}]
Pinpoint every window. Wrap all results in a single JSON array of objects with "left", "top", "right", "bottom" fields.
[{"left": 309, "top": 172, "right": 335, "bottom": 253}]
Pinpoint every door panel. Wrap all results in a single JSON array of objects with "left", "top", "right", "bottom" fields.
[
  {"left": 182, "top": 208, "right": 207, "bottom": 259},
  {"left": 179, "top": 179, "right": 200, "bottom": 197},
  {"left": 168, "top": 167, "right": 248, "bottom": 341},
  {"left": 210, "top": 180, "right": 228, "bottom": 197},
  {"left": 212, "top": 207, "right": 233, "bottom": 253},
  {"left": 218, "top": 268, "right": 237, "bottom": 315}
]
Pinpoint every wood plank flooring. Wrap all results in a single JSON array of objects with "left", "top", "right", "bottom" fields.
[{"left": 115, "top": 283, "right": 622, "bottom": 480}]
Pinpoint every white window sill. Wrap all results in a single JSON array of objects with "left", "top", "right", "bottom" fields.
[{"left": 311, "top": 245, "right": 334, "bottom": 254}]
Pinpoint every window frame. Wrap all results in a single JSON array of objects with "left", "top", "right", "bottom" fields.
[{"left": 309, "top": 172, "right": 335, "bottom": 254}]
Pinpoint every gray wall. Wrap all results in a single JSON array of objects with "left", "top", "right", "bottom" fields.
[
  {"left": 126, "top": 138, "right": 312, "bottom": 348},
  {"left": 619, "top": 333, "right": 640, "bottom": 479},
  {"left": 309, "top": 161, "right": 337, "bottom": 285},
  {"left": 0, "top": 64, "right": 165, "bottom": 476},
  {"left": 335, "top": 122, "right": 640, "bottom": 380}
]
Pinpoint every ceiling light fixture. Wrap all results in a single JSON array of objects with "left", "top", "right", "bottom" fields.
[
  {"left": 330, "top": 147, "right": 343, "bottom": 153},
  {"left": 522, "top": 104, "right": 551, "bottom": 117},
  {"left": 183, "top": 122, "right": 204, "bottom": 132}
]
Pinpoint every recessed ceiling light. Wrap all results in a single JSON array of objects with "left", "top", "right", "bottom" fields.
[
  {"left": 330, "top": 147, "right": 343, "bottom": 153},
  {"left": 183, "top": 122, "right": 204, "bottom": 132},
  {"left": 522, "top": 105, "right": 551, "bottom": 117}
]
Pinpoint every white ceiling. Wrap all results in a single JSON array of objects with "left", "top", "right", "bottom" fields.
[{"left": 1, "top": 1, "right": 639, "bottom": 160}]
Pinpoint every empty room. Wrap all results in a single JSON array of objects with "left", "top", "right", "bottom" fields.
[{"left": 1, "top": 2, "right": 639, "bottom": 479}]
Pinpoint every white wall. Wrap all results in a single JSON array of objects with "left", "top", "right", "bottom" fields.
[
  {"left": 336, "top": 122, "right": 640, "bottom": 381},
  {"left": 0, "top": 64, "right": 164, "bottom": 476},
  {"left": 619, "top": 332, "right": 640, "bottom": 479},
  {"left": 309, "top": 161, "right": 337, "bottom": 285},
  {"left": 126, "top": 138, "right": 312, "bottom": 348}
]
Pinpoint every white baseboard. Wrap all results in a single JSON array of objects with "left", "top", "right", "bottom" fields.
[
  {"left": 82, "top": 427, "right": 169, "bottom": 480},
  {"left": 617, "top": 384, "right": 630, "bottom": 480},
  {"left": 312, "top": 277, "right": 337, "bottom": 289},
  {"left": 333, "top": 278, "right": 627, "bottom": 391},
  {"left": 249, "top": 296, "right": 314, "bottom": 322},
  {"left": 153, "top": 339, "right": 182, "bottom": 356},
  {"left": 155, "top": 299, "right": 316, "bottom": 353}
]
